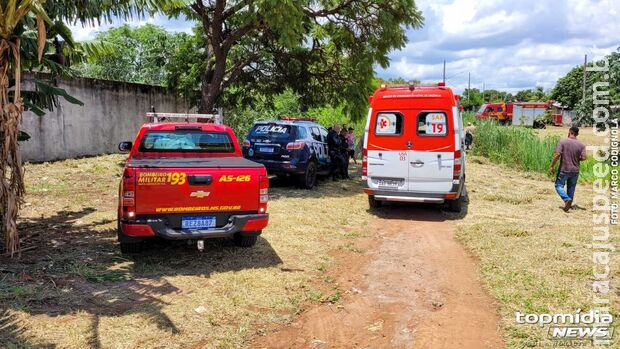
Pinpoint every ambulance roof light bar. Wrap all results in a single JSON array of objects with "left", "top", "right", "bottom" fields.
[
  {"left": 146, "top": 112, "right": 222, "bottom": 124},
  {"left": 380, "top": 82, "right": 447, "bottom": 91}
]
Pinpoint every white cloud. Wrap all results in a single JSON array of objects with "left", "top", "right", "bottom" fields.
[
  {"left": 379, "top": 0, "right": 620, "bottom": 94},
  {"left": 69, "top": 14, "right": 194, "bottom": 41}
]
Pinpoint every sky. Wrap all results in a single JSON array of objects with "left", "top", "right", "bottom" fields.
[{"left": 69, "top": 0, "right": 620, "bottom": 94}]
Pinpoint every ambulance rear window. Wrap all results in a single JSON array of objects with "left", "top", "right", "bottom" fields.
[
  {"left": 417, "top": 112, "right": 448, "bottom": 136},
  {"left": 374, "top": 112, "right": 403, "bottom": 135}
]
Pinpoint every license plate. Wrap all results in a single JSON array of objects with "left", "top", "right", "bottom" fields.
[
  {"left": 375, "top": 178, "right": 402, "bottom": 188},
  {"left": 259, "top": 146, "right": 274, "bottom": 153},
  {"left": 182, "top": 216, "right": 216, "bottom": 230}
]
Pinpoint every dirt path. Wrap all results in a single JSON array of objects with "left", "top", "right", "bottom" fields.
[{"left": 254, "top": 206, "right": 505, "bottom": 349}]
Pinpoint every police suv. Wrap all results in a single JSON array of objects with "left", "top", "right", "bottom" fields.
[{"left": 242, "top": 117, "right": 330, "bottom": 189}]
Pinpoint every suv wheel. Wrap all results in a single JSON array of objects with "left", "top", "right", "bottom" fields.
[
  {"left": 298, "top": 161, "right": 317, "bottom": 189},
  {"left": 368, "top": 195, "right": 382, "bottom": 208},
  {"left": 234, "top": 233, "right": 258, "bottom": 247}
]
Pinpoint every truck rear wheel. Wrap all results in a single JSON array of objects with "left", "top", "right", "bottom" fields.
[
  {"left": 234, "top": 233, "right": 258, "bottom": 247},
  {"left": 117, "top": 220, "right": 143, "bottom": 254},
  {"left": 368, "top": 195, "right": 382, "bottom": 208},
  {"left": 120, "top": 242, "right": 143, "bottom": 254}
]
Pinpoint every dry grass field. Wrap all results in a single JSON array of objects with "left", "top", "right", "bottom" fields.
[
  {"left": 457, "top": 156, "right": 619, "bottom": 348},
  {"left": 537, "top": 125, "right": 606, "bottom": 146},
  {"left": 1, "top": 155, "right": 373, "bottom": 348},
  {"left": 0, "top": 153, "right": 617, "bottom": 348}
]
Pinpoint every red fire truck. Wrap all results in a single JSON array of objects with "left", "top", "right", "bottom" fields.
[{"left": 476, "top": 102, "right": 549, "bottom": 126}]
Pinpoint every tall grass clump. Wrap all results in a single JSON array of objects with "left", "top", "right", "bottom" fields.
[{"left": 472, "top": 122, "right": 602, "bottom": 182}]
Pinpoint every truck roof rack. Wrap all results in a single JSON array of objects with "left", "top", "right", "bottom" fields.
[{"left": 146, "top": 112, "right": 222, "bottom": 124}]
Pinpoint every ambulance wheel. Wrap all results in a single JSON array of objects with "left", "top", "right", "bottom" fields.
[
  {"left": 298, "top": 161, "right": 317, "bottom": 189},
  {"left": 447, "top": 197, "right": 463, "bottom": 213},
  {"left": 368, "top": 195, "right": 382, "bottom": 208},
  {"left": 234, "top": 233, "right": 257, "bottom": 247}
]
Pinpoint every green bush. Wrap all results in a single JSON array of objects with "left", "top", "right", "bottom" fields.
[
  {"left": 462, "top": 111, "right": 476, "bottom": 126},
  {"left": 472, "top": 122, "right": 603, "bottom": 183}
]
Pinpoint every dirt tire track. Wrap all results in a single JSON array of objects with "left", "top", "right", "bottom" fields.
[{"left": 254, "top": 206, "right": 504, "bottom": 349}]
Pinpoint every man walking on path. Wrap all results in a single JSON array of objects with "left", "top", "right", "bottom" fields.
[{"left": 549, "top": 126, "right": 587, "bottom": 212}]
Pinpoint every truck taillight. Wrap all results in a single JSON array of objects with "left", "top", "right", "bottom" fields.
[
  {"left": 243, "top": 139, "right": 251, "bottom": 148},
  {"left": 122, "top": 168, "right": 136, "bottom": 220},
  {"left": 258, "top": 174, "right": 269, "bottom": 213},
  {"left": 286, "top": 141, "right": 305, "bottom": 150},
  {"left": 362, "top": 148, "right": 368, "bottom": 177},
  {"left": 453, "top": 150, "right": 462, "bottom": 179}
]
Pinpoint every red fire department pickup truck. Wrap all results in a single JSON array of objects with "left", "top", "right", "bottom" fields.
[{"left": 117, "top": 113, "right": 269, "bottom": 253}]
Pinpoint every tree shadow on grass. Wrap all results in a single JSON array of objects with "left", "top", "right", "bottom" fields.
[{"left": 0, "top": 208, "right": 282, "bottom": 348}]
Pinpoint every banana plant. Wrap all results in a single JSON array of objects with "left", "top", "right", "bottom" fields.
[
  {"left": 0, "top": 0, "right": 51, "bottom": 256},
  {"left": 0, "top": 0, "right": 191, "bottom": 256}
]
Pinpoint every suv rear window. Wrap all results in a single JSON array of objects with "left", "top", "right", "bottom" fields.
[
  {"left": 250, "top": 124, "right": 294, "bottom": 140},
  {"left": 139, "top": 131, "right": 235, "bottom": 153}
]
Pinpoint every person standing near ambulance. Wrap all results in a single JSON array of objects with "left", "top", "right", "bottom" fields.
[{"left": 549, "top": 126, "right": 587, "bottom": 212}]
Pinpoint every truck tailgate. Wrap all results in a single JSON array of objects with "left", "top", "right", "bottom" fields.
[{"left": 130, "top": 157, "right": 264, "bottom": 215}]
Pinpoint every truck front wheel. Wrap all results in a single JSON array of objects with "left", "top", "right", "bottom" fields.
[{"left": 234, "top": 233, "right": 258, "bottom": 247}]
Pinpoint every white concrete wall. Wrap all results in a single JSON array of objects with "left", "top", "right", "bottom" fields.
[{"left": 19, "top": 75, "right": 188, "bottom": 162}]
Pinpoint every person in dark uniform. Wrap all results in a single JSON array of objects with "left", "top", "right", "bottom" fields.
[
  {"left": 327, "top": 125, "right": 343, "bottom": 181},
  {"left": 339, "top": 128, "right": 350, "bottom": 179}
]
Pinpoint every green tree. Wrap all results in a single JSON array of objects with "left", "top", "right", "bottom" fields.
[
  {"left": 76, "top": 24, "right": 187, "bottom": 85},
  {"left": 514, "top": 86, "right": 548, "bottom": 102},
  {"left": 168, "top": 0, "right": 424, "bottom": 119},
  {"left": 462, "top": 88, "right": 483, "bottom": 111},
  {"left": 551, "top": 48, "right": 619, "bottom": 123}
]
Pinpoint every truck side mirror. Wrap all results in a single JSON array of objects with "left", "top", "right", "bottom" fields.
[{"left": 118, "top": 141, "right": 133, "bottom": 152}]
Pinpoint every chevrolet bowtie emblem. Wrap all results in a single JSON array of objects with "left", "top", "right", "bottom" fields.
[{"left": 190, "top": 191, "right": 210, "bottom": 198}]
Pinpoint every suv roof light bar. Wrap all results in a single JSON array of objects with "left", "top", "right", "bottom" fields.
[
  {"left": 146, "top": 112, "right": 222, "bottom": 124},
  {"left": 279, "top": 116, "right": 317, "bottom": 122}
]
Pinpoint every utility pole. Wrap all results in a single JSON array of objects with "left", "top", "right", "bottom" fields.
[
  {"left": 468, "top": 72, "right": 471, "bottom": 111},
  {"left": 582, "top": 54, "right": 587, "bottom": 104},
  {"left": 443, "top": 60, "right": 446, "bottom": 84},
  {"left": 482, "top": 83, "right": 485, "bottom": 102}
]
